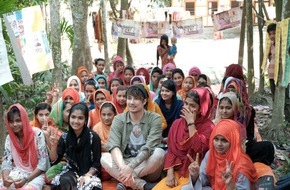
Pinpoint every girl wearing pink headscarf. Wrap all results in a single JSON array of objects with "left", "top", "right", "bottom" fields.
[
  {"left": 162, "top": 63, "right": 176, "bottom": 79},
  {"left": 108, "top": 56, "right": 125, "bottom": 83}
]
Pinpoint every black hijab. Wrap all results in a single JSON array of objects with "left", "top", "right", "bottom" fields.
[{"left": 66, "top": 102, "right": 92, "bottom": 175}]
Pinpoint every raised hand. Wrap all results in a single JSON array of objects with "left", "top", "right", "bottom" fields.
[
  {"left": 52, "top": 83, "right": 60, "bottom": 97},
  {"left": 188, "top": 153, "right": 200, "bottom": 177},
  {"left": 222, "top": 160, "right": 233, "bottom": 186},
  {"left": 180, "top": 106, "right": 196, "bottom": 126},
  {"left": 49, "top": 129, "right": 58, "bottom": 148},
  {"left": 85, "top": 95, "right": 91, "bottom": 107},
  {"left": 42, "top": 119, "right": 51, "bottom": 139}
]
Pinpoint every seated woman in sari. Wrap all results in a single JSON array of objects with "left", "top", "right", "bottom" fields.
[
  {"left": 0, "top": 104, "right": 50, "bottom": 190},
  {"left": 153, "top": 88, "right": 214, "bottom": 190},
  {"left": 49, "top": 102, "right": 102, "bottom": 190},
  {"left": 182, "top": 119, "right": 257, "bottom": 190}
]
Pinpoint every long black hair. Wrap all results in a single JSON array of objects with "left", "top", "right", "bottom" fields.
[{"left": 157, "top": 34, "right": 169, "bottom": 64}]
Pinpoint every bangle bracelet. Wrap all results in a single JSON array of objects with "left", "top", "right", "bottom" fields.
[{"left": 187, "top": 122, "right": 195, "bottom": 126}]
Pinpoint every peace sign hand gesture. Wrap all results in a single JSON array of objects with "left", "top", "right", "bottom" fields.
[
  {"left": 188, "top": 153, "right": 200, "bottom": 177},
  {"left": 222, "top": 160, "right": 234, "bottom": 186}
]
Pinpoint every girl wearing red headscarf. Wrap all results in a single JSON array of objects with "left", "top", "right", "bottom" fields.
[
  {"left": 0, "top": 104, "right": 50, "bottom": 190},
  {"left": 112, "top": 85, "right": 128, "bottom": 114},
  {"left": 136, "top": 67, "right": 150, "bottom": 85},
  {"left": 183, "top": 119, "right": 257, "bottom": 190},
  {"left": 153, "top": 88, "right": 214, "bottom": 190}
]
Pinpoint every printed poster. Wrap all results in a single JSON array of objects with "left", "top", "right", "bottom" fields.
[
  {"left": 4, "top": 5, "right": 54, "bottom": 85},
  {"left": 172, "top": 18, "right": 204, "bottom": 37},
  {"left": 0, "top": 18, "right": 14, "bottom": 85},
  {"left": 112, "top": 19, "right": 141, "bottom": 39},
  {"left": 212, "top": 7, "right": 243, "bottom": 31}
]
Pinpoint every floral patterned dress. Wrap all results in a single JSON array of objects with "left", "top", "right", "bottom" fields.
[{"left": 0, "top": 128, "right": 50, "bottom": 190}]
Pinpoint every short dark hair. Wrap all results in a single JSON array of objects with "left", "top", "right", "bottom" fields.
[
  {"left": 267, "top": 23, "right": 276, "bottom": 33},
  {"left": 94, "top": 58, "right": 105, "bottom": 65},
  {"left": 34, "top": 103, "right": 51, "bottom": 115},
  {"left": 126, "top": 84, "right": 148, "bottom": 100},
  {"left": 7, "top": 106, "right": 20, "bottom": 123}
]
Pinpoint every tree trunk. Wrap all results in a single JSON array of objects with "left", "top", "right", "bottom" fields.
[
  {"left": 49, "top": 0, "right": 62, "bottom": 90},
  {"left": 0, "top": 96, "right": 5, "bottom": 157},
  {"left": 246, "top": 0, "right": 255, "bottom": 96},
  {"left": 238, "top": 0, "right": 246, "bottom": 66},
  {"left": 117, "top": 0, "right": 128, "bottom": 59},
  {"left": 101, "top": 0, "right": 110, "bottom": 75},
  {"left": 70, "top": 0, "right": 92, "bottom": 75},
  {"left": 270, "top": 0, "right": 289, "bottom": 140},
  {"left": 126, "top": 39, "right": 133, "bottom": 66},
  {"left": 258, "top": 0, "right": 265, "bottom": 93}
]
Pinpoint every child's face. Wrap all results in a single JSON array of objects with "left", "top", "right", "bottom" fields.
[
  {"left": 115, "top": 62, "right": 124, "bottom": 73},
  {"left": 268, "top": 31, "right": 276, "bottom": 42},
  {"left": 80, "top": 71, "right": 88, "bottom": 83},
  {"left": 171, "top": 39, "right": 176, "bottom": 45},
  {"left": 85, "top": 84, "right": 96, "bottom": 100},
  {"left": 151, "top": 72, "right": 161, "bottom": 86},
  {"left": 161, "top": 39, "right": 167, "bottom": 46},
  {"left": 101, "top": 107, "right": 115, "bottom": 126},
  {"left": 110, "top": 81, "right": 121, "bottom": 93},
  {"left": 96, "top": 61, "right": 105, "bottom": 73},
  {"left": 97, "top": 78, "right": 106, "bottom": 89},
  {"left": 173, "top": 73, "right": 183, "bottom": 88},
  {"left": 165, "top": 68, "right": 173, "bottom": 78},
  {"left": 116, "top": 90, "right": 127, "bottom": 106},
  {"left": 95, "top": 92, "right": 106, "bottom": 108},
  {"left": 124, "top": 70, "right": 134, "bottom": 83},
  {"left": 184, "top": 77, "right": 194, "bottom": 91}
]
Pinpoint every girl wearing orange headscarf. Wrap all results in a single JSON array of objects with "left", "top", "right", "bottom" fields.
[
  {"left": 89, "top": 89, "right": 112, "bottom": 128},
  {"left": 177, "top": 76, "right": 196, "bottom": 100},
  {"left": 0, "top": 104, "right": 50, "bottom": 190},
  {"left": 183, "top": 119, "right": 257, "bottom": 190},
  {"left": 77, "top": 66, "right": 89, "bottom": 92}
]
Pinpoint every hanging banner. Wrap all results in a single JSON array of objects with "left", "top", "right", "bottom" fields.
[
  {"left": 112, "top": 18, "right": 203, "bottom": 39},
  {"left": 172, "top": 18, "right": 203, "bottom": 37},
  {"left": 0, "top": 18, "right": 14, "bottom": 86},
  {"left": 112, "top": 19, "right": 141, "bottom": 39},
  {"left": 212, "top": 7, "right": 243, "bottom": 31},
  {"left": 4, "top": 5, "right": 54, "bottom": 85},
  {"left": 140, "top": 21, "right": 171, "bottom": 38}
]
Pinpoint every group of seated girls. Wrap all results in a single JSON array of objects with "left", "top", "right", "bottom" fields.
[{"left": 0, "top": 57, "right": 275, "bottom": 190}]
